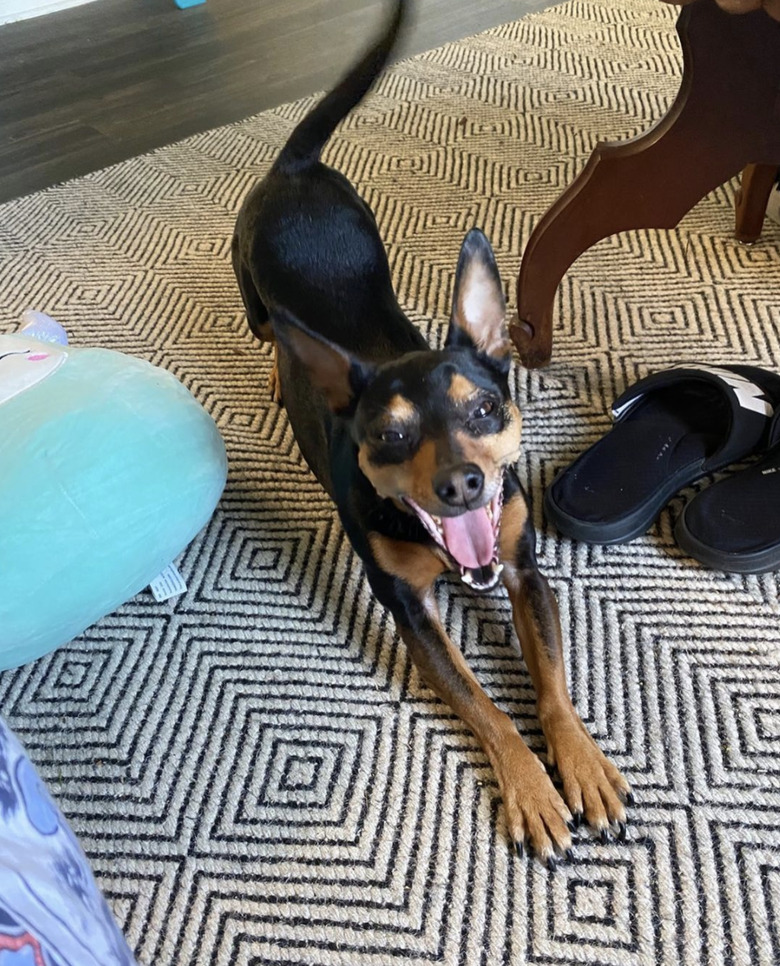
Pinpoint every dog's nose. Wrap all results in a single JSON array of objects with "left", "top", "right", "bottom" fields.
[{"left": 433, "top": 463, "right": 485, "bottom": 507}]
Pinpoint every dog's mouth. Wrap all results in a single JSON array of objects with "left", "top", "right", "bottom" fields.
[{"left": 404, "top": 488, "right": 504, "bottom": 592}]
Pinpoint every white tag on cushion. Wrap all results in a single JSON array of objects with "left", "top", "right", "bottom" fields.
[{"left": 149, "top": 563, "right": 188, "bottom": 602}]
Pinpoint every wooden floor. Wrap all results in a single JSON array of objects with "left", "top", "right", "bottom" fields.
[{"left": 0, "top": 0, "right": 552, "bottom": 204}]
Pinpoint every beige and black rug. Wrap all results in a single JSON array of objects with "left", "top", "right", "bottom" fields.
[{"left": 2, "top": 0, "right": 779, "bottom": 963}]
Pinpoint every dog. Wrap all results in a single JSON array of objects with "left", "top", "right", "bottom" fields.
[{"left": 232, "top": 0, "right": 631, "bottom": 864}]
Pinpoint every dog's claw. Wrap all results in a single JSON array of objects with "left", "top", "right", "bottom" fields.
[
  {"left": 515, "top": 842, "right": 525, "bottom": 860},
  {"left": 267, "top": 349, "right": 283, "bottom": 405},
  {"left": 600, "top": 828, "right": 612, "bottom": 845},
  {"left": 547, "top": 855, "right": 558, "bottom": 872},
  {"left": 565, "top": 848, "right": 575, "bottom": 863},
  {"left": 544, "top": 717, "right": 632, "bottom": 843},
  {"left": 617, "top": 821, "right": 628, "bottom": 842}
]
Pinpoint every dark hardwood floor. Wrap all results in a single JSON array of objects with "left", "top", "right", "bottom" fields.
[{"left": 0, "top": 0, "right": 552, "bottom": 204}]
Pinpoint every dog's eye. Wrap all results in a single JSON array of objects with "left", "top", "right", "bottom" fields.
[
  {"left": 380, "top": 429, "right": 406, "bottom": 443},
  {"left": 472, "top": 399, "right": 496, "bottom": 419}
]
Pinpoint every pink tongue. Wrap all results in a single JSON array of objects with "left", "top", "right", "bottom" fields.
[{"left": 440, "top": 508, "right": 494, "bottom": 569}]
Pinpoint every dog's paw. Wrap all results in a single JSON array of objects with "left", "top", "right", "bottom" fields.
[
  {"left": 493, "top": 738, "right": 573, "bottom": 866},
  {"left": 544, "top": 712, "right": 632, "bottom": 840}
]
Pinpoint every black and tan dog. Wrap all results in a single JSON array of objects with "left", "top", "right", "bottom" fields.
[{"left": 232, "top": 0, "right": 631, "bottom": 863}]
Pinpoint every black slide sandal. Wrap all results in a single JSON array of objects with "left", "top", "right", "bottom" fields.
[
  {"left": 544, "top": 365, "right": 780, "bottom": 544},
  {"left": 675, "top": 410, "right": 780, "bottom": 573}
]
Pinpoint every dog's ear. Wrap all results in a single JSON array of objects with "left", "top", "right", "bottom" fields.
[
  {"left": 445, "top": 229, "right": 511, "bottom": 371},
  {"left": 272, "top": 308, "right": 374, "bottom": 413}
]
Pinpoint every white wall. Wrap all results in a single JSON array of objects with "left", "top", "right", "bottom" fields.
[{"left": 1, "top": 0, "right": 101, "bottom": 26}]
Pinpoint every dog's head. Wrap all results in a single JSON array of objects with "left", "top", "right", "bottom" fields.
[{"left": 275, "top": 229, "right": 522, "bottom": 592}]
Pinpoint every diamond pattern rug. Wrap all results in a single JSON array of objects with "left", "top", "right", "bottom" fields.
[{"left": 1, "top": 1, "right": 779, "bottom": 963}]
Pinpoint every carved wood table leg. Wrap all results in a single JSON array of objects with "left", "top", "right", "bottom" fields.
[
  {"left": 735, "top": 163, "right": 779, "bottom": 243},
  {"left": 511, "top": 0, "right": 780, "bottom": 368}
]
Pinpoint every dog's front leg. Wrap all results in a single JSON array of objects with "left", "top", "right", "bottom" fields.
[
  {"left": 499, "top": 494, "right": 632, "bottom": 840},
  {"left": 367, "top": 535, "right": 573, "bottom": 863}
]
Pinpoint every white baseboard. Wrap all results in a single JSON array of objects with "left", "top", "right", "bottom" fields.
[{"left": 0, "top": 0, "right": 101, "bottom": 25}]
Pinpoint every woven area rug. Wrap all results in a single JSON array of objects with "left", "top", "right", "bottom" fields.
[{"left": 2, "top": 0, "right": 780, "bottom": 963}]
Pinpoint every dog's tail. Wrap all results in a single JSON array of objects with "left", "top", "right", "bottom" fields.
[{"left": 274, "top": 0, "right": 408, "bottom": 172}]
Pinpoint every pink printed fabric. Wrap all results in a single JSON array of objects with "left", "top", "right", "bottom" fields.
[{"left": 0, "top": 718, "right": 138, "bottom": 966}]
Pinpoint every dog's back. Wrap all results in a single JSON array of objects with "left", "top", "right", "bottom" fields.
[{"left": 232, "top": 0, "right": 418, "bottom": 361}]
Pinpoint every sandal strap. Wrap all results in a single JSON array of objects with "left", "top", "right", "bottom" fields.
[
  {"left": 611, "top": 364, "right": 776, "bottom": 470},
  {"left": 768, "top": 407, "right": 780, "bottom": 449}
]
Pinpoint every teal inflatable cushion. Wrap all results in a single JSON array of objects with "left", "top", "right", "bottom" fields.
[{"left": 0, "top": 334, "right": 227, "bottom": 670}]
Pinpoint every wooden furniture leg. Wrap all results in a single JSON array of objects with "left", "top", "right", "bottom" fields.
[
  {"left": 735, "top": 163, "right": 779, "bottom": 243},
  {"left": 511, "top": 0, "right": 780, "bottom": 369}
]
